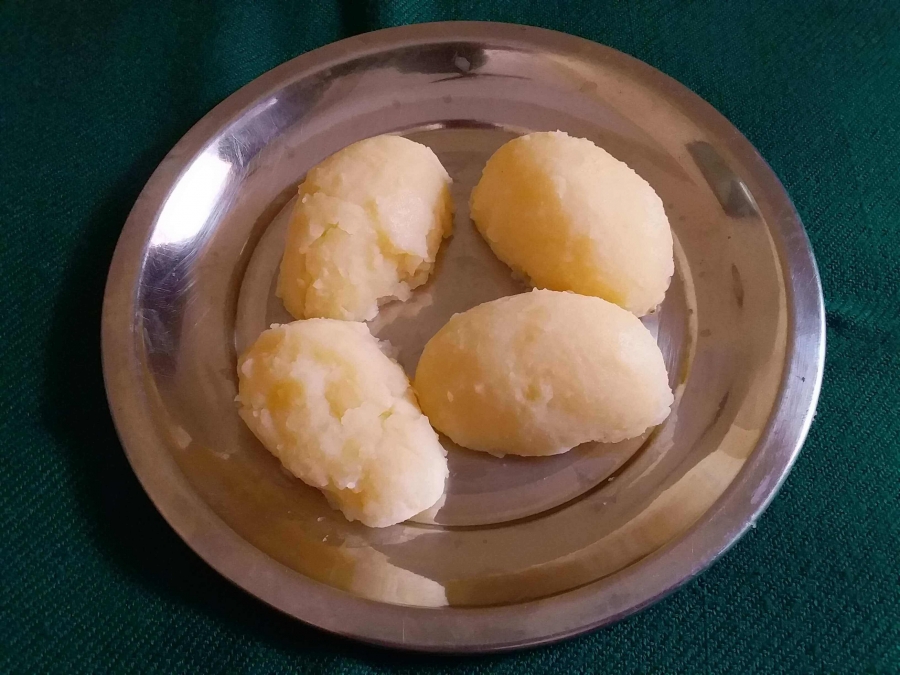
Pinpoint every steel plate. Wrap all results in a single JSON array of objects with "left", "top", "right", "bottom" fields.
[{"left": 101, "top": 22, "right": 825, "bottom": 652}]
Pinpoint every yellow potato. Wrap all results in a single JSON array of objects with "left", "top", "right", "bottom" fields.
[
  {"left": 415, "top": 290, "right": 673, "bottom": 456},
  {"left": 278, "top": 135, "right": 453, "bottom": 321},
  {"left": 237, "top": 319, "right": 448, "bottom": 527},
  {"left": 470, "top": 131, "right": 673, "bottom": 316}
]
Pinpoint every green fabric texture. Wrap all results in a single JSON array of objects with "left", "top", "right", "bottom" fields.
[{"left": 2, "top": 0, "right": 898, "bottom": 672}]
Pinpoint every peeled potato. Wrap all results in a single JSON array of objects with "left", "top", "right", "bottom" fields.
[
  {"left": 470, "top": 131, "right": 673, "bottom": 316},
  {"left": 237, "top": 319, "right": 448, "bottom": 527},
  {"left": 415, "top": 290, "right": 673, "bottom": 456},
  {"left": 277, "top": 135, "right": 453, "bottom": 322}
]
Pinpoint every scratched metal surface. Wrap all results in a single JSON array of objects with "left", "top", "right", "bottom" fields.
[{"left": 101, "top": 23, "right": 824, "bottom": 651}]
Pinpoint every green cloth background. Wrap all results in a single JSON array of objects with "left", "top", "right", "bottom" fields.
[{"left": 2, "top": 0, "right": 898, "bottom": 672}]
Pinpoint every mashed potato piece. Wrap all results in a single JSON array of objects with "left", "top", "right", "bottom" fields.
[
  {"left": 278, "top": 135, "right": 453, "bottom": 321},
  {"left": 415, "top": 290, "right": 673, "bottom": 456},
  {"left": 469, "top": 131, "right": 673, "bottom": 316},
  {"left": 237, "top": 319, "right": 448, "bottom": 527}
]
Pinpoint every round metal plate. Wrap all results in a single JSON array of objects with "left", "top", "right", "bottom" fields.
[{"left": 101, "top": 22, "right": 824, "bottom": 652}]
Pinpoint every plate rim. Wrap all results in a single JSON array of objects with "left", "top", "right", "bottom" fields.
[{"left": 101, "top": 20, "right": 825, "bottom": 652}]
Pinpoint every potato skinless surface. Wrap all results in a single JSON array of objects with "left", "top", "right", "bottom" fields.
[
  {"left": 470, "top": 131, "right": 673, "bottom": 316},
  {"left": 415, "top": 290, "right": 673, "bottom": 456},
  {"left": 237, "top": 319, "right": 448, "bottom": 528},
  {"left": 278, "top": 135, "right": 453, "bottom": 322}
]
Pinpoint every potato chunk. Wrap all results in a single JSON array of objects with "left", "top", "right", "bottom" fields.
[
  {"left": 469, "top": 131, "right": 673, "bottom": 316},
  {"left": 278, "top": 135, "right": 453, "bottom": 321},
  {"left": 415, "top": 290, "right": 673, "bottom": 456},
  {"left": 237, "top": 319, "right": 448, "bottom": 527}
]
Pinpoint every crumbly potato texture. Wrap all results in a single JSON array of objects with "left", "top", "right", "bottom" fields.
[
  {"left": 278, "top": 135, "right": 453, "bottom": 321},
  {"left": 470, "top": 131, "right": 673, "bottom": 316},
  {"left": 415, "top": 290, "right": 673, "bottom": 456},
  {"left": 237, "top": 319, "right": 448, "bottom": 527}
]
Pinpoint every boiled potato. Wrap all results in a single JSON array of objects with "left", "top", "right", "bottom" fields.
[
  {"left": 470, "top": 131, "right": 673, "bottom": 316},
  {"left": 415, "top": 290, "right": 673, "bottom": 456},
  {"left": 237, "top": 319, "right": 448, "bottom": 527},
  {"left": 277, "top": 135, "right": 453, "bottom": 322}
]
